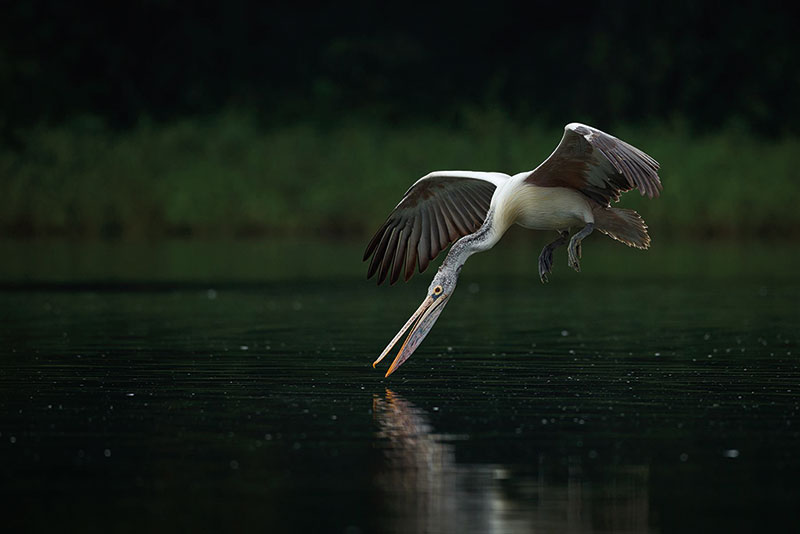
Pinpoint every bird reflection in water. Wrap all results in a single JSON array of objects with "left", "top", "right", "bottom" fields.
[{"left": 372, "top": 389, "right": 655, "bottom": 534}]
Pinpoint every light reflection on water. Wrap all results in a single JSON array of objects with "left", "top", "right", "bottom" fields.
[{"left": 373, "top": 389, "right": 654, "bottom": 534}]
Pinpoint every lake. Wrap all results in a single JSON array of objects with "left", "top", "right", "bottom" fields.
[{"left": 1, "top": 237, "right": 798, "bottom": 533}]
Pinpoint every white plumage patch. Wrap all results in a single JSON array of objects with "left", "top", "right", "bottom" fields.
[{"left": 492, "top": 177, "right": 594, "bottom": 232}]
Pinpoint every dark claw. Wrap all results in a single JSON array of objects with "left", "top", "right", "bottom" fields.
[
  {"left": 567, "top": 223, "right": 593, "bottom": 273},
  {"left": 538, "top": 247, "right": 552, "bottom": 283},
  {"left": 539, "top": 231, "right": 569, "bottom": 283}
]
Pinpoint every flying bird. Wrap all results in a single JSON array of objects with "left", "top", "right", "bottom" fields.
[{"left": 364, "top": 123, "right": 662, "bottom": 377}]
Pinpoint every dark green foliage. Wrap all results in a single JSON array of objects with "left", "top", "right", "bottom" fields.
[{"left": 1, "top": 111, "right": 797, "bottom": 238}]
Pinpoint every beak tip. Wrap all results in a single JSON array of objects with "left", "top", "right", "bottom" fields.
[{"left": 374, "top": 292, "right": 449, "bottom": 379}]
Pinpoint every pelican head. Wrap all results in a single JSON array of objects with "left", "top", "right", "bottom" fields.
[{"left": 372, "top": 264, "right": 460, "bottom": 377}]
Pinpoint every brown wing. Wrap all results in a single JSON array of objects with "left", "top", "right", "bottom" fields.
[
  {"left": 363, "top": 171, "right": 507, "bottom": 285},
  {"left": 526, "top": 123, "right": 662, "bottom": 206}
]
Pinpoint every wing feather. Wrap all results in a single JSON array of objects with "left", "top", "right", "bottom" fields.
[
  {"left": 367, "top": 224, "right": 394, "bottom": 279},
  {"left": 526, "top": 123, "right": 661, "bottom": 206},
  {"left": 427, "top": 203, "right": 443, "bottom": 254},
  {"left": 390, "top": 223, "right": 409, "bottom": 285},
  {"left": 439, "top": 197, "right": 466, "bottom": 235},
  {"left": 363, "top": 220, "right": 389, "bottom": 262},
  {"left": 467, "top": 190, "right": 489, "bottom": 222},
  {"left": 378, "top": 226, "right": 401, "bottom": 285},
  {"left": 364, "top": 172, "right": 506, "bottom": 284},
  {"left": 441, "top": 200, "right": 463, "bottom": 240},
  {"left": 432, "top": 203, "right": 451, "bottom": 249},
  {"left": 404, "top": 216, "right": 422, "bottom": 281},
  {"left": 451, "top": 189, "right": 480, "bottom": 222},
  {"left": 416, "top": 207, "right": 431, "bottom": 273}
]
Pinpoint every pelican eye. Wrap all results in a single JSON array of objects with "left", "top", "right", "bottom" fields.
[{"left": 433, "top": 285, "right": 443, "bottom": 296}]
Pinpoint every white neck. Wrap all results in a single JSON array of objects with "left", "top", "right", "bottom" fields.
[{"left": 440, "top": 207, "right": 506, "bottom": 272}]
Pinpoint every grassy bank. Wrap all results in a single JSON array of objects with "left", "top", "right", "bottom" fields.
[{"left": 1, "top": 111, "right": 797, "bottom": 238}]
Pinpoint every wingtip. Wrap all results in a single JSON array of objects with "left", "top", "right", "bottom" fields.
[{"left": 565, "top": 122, "right": 588, "bottom": 133}]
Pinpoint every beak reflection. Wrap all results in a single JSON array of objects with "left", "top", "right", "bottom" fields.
[{"left": 372, "top": 292, "right": 452, "bottom": 377}]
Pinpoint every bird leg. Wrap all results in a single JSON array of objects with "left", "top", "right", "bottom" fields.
[
  {"left": 538, "top": 230, "right": 569, "bottom": 283},
  {"left": 567, "top": 223, "right": 594, "bottom": 272}
]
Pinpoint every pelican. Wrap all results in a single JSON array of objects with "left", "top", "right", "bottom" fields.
[{"left": 364, "top": 123, "right": 662, "bottom": 377}]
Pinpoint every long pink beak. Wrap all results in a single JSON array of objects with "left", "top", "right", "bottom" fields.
[{"left": 372, "top": 293, "right": 452, "bottom": 377}]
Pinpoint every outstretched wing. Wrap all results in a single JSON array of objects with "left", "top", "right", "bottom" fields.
[
  {"left": 364, "top": 171, "right": 507, "bottom": 285},
  {"left": 526, "top": 123, "right": 662, "bottom": 206}
]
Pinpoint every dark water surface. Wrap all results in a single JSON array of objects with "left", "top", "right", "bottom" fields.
[{"left": 1, "top": 238, "right": 799, "bottom": 533}]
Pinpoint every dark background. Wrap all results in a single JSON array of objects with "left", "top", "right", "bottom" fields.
[{"left": 2, "top": 2, "right": 796, "bottom": 135}]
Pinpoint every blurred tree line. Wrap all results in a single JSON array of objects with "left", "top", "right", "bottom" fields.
[{"left": 1, "top": 1, "right": 797, "bottom": 137}]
